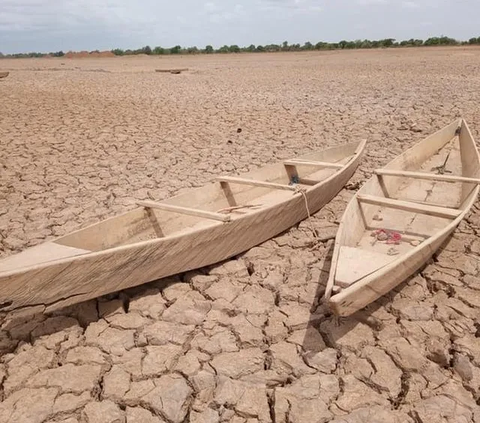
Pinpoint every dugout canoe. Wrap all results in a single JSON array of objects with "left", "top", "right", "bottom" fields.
[
  {"left": 0, "top": 140, "right": 366, "bottom": 315},
  {"left": 326, "top": 119, "right": 479, "bottom": 316}
]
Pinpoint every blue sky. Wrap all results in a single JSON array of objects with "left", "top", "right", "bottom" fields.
[{"left": 0, "top": 0, "right": 479, "bottom": 53}]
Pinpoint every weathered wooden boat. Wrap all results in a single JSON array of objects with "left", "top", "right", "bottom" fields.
[
  {"left": 0, "top": 140, "right": 366, "bottom": 315},
  {"left": 155, "top": 68, "right": 188, "bottom": 74},
  {"left": 326, "top": 119, "right": 479, "bottom": 316},
  {"left": 0, "top": 72, "right": 9, "bottom": 79}
]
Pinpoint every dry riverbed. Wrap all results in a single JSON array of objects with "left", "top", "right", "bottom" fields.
[{"left": 0, "top": 47, "right": 480, "bottom": 422}]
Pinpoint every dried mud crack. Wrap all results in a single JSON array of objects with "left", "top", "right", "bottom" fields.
[{"left": 1, "top": 48, "right": 480, "bottom": 422}]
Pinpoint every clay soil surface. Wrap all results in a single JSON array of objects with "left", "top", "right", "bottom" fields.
[{"left": 1, "top": 47, "right": 480, "bottom": 422}]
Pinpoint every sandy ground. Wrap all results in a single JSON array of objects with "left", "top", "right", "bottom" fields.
[{"left": 1, "top": 47, "right": 480, "bottom": 422}]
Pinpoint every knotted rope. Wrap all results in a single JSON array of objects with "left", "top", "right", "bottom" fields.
[{"left": 294, "top": 185, "right": 319, "bottom": 244}]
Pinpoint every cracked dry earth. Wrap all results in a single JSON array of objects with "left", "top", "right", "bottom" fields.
[{"left": 1, "top": 47, "right": 480, "bottom": 423}]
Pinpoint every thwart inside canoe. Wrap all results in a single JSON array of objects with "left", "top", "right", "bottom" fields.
[
  {"left": 0, "top": 141, "right": 362, "bottom": 274},
  {"left": 330, "top": 119, "right": 479, "bottom": 292}
]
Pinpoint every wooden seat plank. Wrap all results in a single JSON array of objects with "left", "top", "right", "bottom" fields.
[
  {"left": 284, "top": 159, "right": 343, "bottom": 169},
  {"left": 138, "top": 201, "right": 231, "bottom": 222},
  {"left": 375, "top": 169, "right": 480, "bottom": 184},
  {"left": 357, "top": 194, "right": 461, "bottom": 219},
  {"left": 217, "top": 176, "right": 297, "bottom": 191}
]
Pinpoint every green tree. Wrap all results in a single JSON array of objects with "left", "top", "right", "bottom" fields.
[
  {"left": 352, "top": 40, "right": 362, "bottom": 48},
  {"left": 153, "top": 46, "right": 165, "bottom": 55},
  {"left": 218, "top": 45, "right": 230, "bottom": 53},
  {"left": 424, "top": 36, "right": 457, "bottom": 46},
  {"left": 399, "top": 39, "right": 423, "bottom": 47},
  {"left": 315, "top": 42, "right": 328, "bottom": 50},
  {"left": 282, "top": 41, "right": 289, "bottom": 51},
  {"left": 265, "top": 44, "right": 281, "bottom": 52},
  {"left": 360, "top": 40, "right": 373, "bottom": 49},
  {"left": 425, "top": 37, "right": 440, "bottom": 45},
  {"left": 229, "top": 45, "right": 240, "bottom": 53},
  {"left": 379, "top": 38, "right": 395, "bottom": 47},
  {"left": 303, "top": 41, "right": 313, "bottom": 50},
  {"left": 440, "top": 36, "right": 458, "bottom": 45},
  {"left": 205, "top": 45, "right": 214, "bottom": 53},
  {"left": 143, "top": 45, "right": 152, "bottom": 55},
  {"left": 170, "top": 45, "right": 182, "bottom": 54},
  {"left": 247, "top": 44, "right": 256, "bottom": 52}
]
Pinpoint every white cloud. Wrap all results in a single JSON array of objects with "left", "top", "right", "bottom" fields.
[
  {"left": 0, "top": 0, "right": 154, "bottom": 33},
  {"left": 260, "top": 0, "right": 323, "bottom": 14},
  {"left": 356, "top": 0, "right": 388, "bottom": 5},
  {"left": 0, "top": 0, "right": 479, "bottom": 53},
  {"left": 203, "top": 1, "right": 246, "bottom": 24},
  {"left": 402, "top": 1, "right": 420, "bottom": 8},
  {"left": 204, "top": 2, "right": 217, "bottom": 12},
  {"left": 0, "top": 0, "right": 58, "bottom": 32}
]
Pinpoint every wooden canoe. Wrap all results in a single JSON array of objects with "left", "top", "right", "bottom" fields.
[
  {"left": 155, "top": 68, "right": 188, "bottom": 74},
  {"left": 0, "top": 140, "right": 366, "bottom": 315},
  {"left": 326, "top": 119, "right": 479, "bottom": 316},
  {"left": 0, "top": 72, "right": 9, "bottom": 79}
]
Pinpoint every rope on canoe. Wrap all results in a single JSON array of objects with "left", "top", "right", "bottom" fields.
[{"left": 294, "top": 186, "right": 318, "bottom": 243}]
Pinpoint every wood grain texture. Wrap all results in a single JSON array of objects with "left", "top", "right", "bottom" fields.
[
  {"left": 216, "top": 176, "right": 297, "bottom": 191},
  {"left": 327, "top": 119, "right": 479, "bottom": 316},
  {"left": 375, "top": 169, "right": 480, "bottom": 184},
  {"left": 137, "top": 200, "right": 232, "bottom": 222},
  {"left": 335, "top": 246, "right": 396, "bottom": 288},
  {"left": 0, "top": 140, "right": 366, "bottom": 314},
  {"left": 283, "top": 160, "right": 344, "bottom": 169},
  {"left": 357, "top": 194, "right": 461, "bottom": 219}
]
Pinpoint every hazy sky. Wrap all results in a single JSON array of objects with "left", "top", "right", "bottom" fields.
[{"left": 0, "top": 0, "right": 479, "bottom": 53}]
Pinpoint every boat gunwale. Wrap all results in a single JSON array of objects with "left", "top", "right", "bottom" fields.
[
  {"left": 0, "top": 139, "right": 367, "bottom": 277},
  {"left": 327, "top": 118, "right": 480, "bottom": 313}
]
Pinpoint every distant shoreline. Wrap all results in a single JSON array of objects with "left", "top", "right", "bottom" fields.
[{"left": 2, "top": 35, "right": 479, "bottom": 59}]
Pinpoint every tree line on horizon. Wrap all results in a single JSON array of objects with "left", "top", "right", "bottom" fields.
[{"left": 1, "top": 36, "right": 480, "bottom": 59}]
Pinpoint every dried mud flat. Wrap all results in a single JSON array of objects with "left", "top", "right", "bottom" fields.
[{"left": 1, "top": 47, "right": 480, "bottom": 423}]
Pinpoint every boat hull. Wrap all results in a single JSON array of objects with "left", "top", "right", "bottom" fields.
[
  {"left": 0, "top": 142, "right": 365, "bottom": 315},
  {"left": 328, "top": 207, "right": 474, "bottom": 316},
  {"left": 327, "top": 119, "right": 479, "bottom": 316}
]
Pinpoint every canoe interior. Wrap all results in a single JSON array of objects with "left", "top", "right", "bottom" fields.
[
  {"left": 334, "top": 119, "right": 480, "bottom": 288},
  {"left": 0, "top": 141, "right": 361, "bottom": 273}
]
